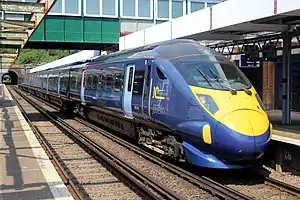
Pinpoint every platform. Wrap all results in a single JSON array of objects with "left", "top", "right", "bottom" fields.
[
  {"left": 268, "top": 110, "right": 300, "bottom": 146},
  {"left": 0, "top": 84, "right": 73, "bottom": 200}
]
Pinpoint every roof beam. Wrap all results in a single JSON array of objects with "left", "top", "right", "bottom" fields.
[
  {"left": 187, "top": 33, "right": 244, "bottom": 41},
  {"left": 0, "top": 1, "right": 45, "bottom": 13},
  {"left": 0, "top": 31, "right": 27, "bottom": 39},
  {"left": 214, "top": 23, "right": 289, "bottom": 33},
  {"left": 0, "top": 19, "right": 35, "bottom": 30},
  {"left": 0, "top": 53, "right": 18, "bottom": 63},
  {"left": 0, "top": 62, "right": 21, "bottom": 68},
  {"left": 0, "top": 38, "right": 23, "bottom": 47}
]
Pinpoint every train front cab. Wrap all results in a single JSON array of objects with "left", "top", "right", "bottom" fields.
[{"left": 170, "top": 53, "right": 272, "bottom": 169}]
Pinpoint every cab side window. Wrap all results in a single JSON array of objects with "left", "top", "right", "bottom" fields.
[
  {"left": 157, "top": 67, "right": 167, "bottom": 80},
  {"left": 155, "top": 67, "right": 168, "bottom": 98}
]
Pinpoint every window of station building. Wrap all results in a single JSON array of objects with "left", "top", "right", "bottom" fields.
[
  {"left": 85, "top": 0, "right": 118, "bottom": 17},
  {"left": 188, "top": 1, "right": 205, "bottom": 13},
  {"left": 49, "top": 0, "right": 81, "bottom": 16},
  {"left": 138, "top": 0, "right": 151, "bottom": 18},
  {"left": 157, "top": 0, "right": 169, "bottom": 19},
  {"left": 121, "top": 0, "right": 153, "bottom": 19},
  {"left": 157, "top": 0, "right": 186, "bottom": 20},
  {"left": 172, "top": 0, "right": 184, "bottom": 18}
]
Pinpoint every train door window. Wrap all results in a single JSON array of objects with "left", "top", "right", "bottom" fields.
[
  {"left": 146, "top": 65, "right": 151, "bottom": 87},
  {"left": 157, "top": 67, "right": 167, "bottom": 80},
  {"left": 133, "top": 70, "right": 144, "bottom": 95},
  {"left": 76, "top": 71, "right": 82, "bottom": 92},
  {"left": 127, "top": 67, "right": 134, "bottom": 92}
]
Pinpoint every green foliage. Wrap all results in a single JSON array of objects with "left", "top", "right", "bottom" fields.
[
  {"left": 0, "top": 48, "right": 17, "bottom": 54},
  {"left": 17, "top": 49, "right": 80, "bottom": 65}
]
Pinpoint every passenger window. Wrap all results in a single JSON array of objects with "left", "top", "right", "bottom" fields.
[
  {"left": 127, "top": 67, "right": 134, "bottom": 92},
  {"left": 106, "top": 75, "right": 113, "bottom": 91},
  {"left": 98, "top": 74, "right": 104, "bottom": 91},
  {"left": 157, "top": 67, "right": 167, "bottom": 80},
  {"left": 114, "top": 73, "right": 123, "bottom": 92},
  {"left": 86, "top": 75, "right": 92, "bottom": 89},
  {"left": 92, "top": 75, "right": 98, "bottom": 90}
]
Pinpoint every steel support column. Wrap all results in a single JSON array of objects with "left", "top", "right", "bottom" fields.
[{"left": 281, "top": 31, "right": 291, "bottom": 124}]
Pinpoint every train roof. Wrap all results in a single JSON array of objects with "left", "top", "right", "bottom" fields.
[
  {"left": 27, "top": 39, "right": 222, "bottom": 75},
  {"left": 88, "top": 39, "right": 197, "bottom": 64},
  {"left": 88, "top": 39, "right": 220, "bottom": 65}
]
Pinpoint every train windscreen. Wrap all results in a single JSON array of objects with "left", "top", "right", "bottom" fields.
[{"left": 155, "top": 42, "right": 252, "bottom": 91}]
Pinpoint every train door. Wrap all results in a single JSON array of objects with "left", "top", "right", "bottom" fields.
[
  {"left": 58, "top": 72, "right": 61, "bottom": 96},
  {"left": 142, "top": 64, "right": 152, "bottom": 118},
  {"left": 122, "top": 64, "right": 135, "bottom": 117},
  {"left": 80, "top": 69, "right": 86, "bottom": 104}
]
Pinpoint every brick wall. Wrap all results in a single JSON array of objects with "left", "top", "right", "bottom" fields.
[{"left": 262, "top": 61, "right": 275, "bottom": 110}]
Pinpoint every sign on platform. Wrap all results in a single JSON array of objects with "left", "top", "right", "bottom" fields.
[{"left": 239, "top": 54, "right": 260, "bottom": 68}]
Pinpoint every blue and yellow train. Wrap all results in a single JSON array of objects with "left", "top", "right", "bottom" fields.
[{"left": 19, "top": 39, "right": 272, "bottom": 169}]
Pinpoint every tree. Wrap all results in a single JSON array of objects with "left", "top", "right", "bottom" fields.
[{"left": 17, "top": 49, "right": 79, "bottom": 65}]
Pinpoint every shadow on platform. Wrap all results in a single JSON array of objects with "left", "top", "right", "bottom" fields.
[
  {"left": 0, "top": 88, "right": 66, "bottom": 199},
  {"left": 268, "top": 110, "right": 300, "bottom": 134}
]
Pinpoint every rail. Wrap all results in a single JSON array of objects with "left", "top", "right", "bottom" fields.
[
  {"left": 255, "top": 169, "right": 300, "bottom": 197},
  {"left": 8, "top": 86, "right": 83, "bottom": 200},
  {"left": 10, "top": 86, "right": 184, "bottom": 200}
]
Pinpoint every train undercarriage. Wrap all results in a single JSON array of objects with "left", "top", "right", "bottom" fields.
[{"left": 19, "top": 85, "right": 187, "bottom": 163}]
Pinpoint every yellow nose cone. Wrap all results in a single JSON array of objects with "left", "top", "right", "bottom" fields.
[{"left": 220, "top": 110, "right": 269, "bottom": 136}]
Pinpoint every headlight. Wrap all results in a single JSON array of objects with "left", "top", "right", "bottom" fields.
[
  {"left": 197, "top": 94, "right": 219, "bottom": 114},
  {"left": 255, "top": 94, "right": 266, "bottom": 111}
]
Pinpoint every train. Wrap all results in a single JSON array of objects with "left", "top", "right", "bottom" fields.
[{"left": 19, "top": 39, "right": 272, "bottom": 169}]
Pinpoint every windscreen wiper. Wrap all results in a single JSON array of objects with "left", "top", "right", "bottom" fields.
[
  {"left": 231, "top": 79, "right": 252, "bottom": 95},
  {"left": 197, "top": 68, "right": 214, "bottom": 88},
  {"left": 209, "top": 69, "right": 237, "bottom": 95}
]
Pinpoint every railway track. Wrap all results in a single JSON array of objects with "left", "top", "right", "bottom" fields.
[
  {"left": 10, "top": 86, "right": 250, "bottom": 200},
  {"left": 10, "top": 85, "right": 300, "bottom": 200},
  {"left": 222, "top": 170, "right": 300, "bottom": 200},
  {"left": 8, "top": 87, "right": 148, "bottom": 200}
]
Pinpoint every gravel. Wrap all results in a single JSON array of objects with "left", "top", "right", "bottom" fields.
[
  {"left": 263, "top": 165, "right": 300, "bottom": 188},
  {"left": 64, "top": 119, "right": 217, "bottom": 200},
  {"left": 228, "top": 182, "right": 299, "bottom": 200}
]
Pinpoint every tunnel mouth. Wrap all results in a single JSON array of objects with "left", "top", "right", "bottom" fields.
[{"left": 1, "top": 71, "right": 18, "bottom": 85}]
